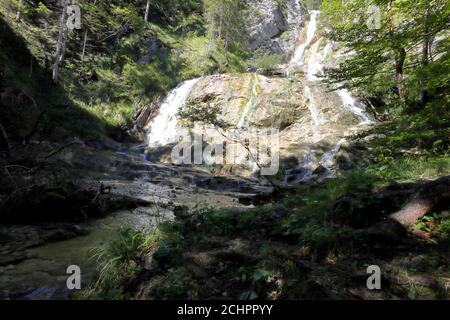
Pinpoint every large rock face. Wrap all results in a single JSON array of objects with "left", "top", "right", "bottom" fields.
[
  {"left": 143, "top": 9, "right": 374, "bottom": 184},
  {"left": 188, "top": 74, "right": 305, "bottom": 129},
  {"left": 246, "top": 0, "right": 308, "bottom": 58},
  {"left": 184, "top": 72, "right": 368, "bottom": 181}
]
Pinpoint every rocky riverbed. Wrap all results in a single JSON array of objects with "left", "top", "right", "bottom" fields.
[{"left": 0, "top": 141, "right": 274, "bottom": 299}]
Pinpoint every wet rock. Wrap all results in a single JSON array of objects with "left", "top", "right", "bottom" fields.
[
  {"left": 0, "top": 181, "right": 152, "bottom": 224},
  {"left": 185, "top": 71, "right": 370, "bottom": 183},
  {"left": 336, "top": 148, "right": 355, "bottom": 170},
  {"left": 145, "top": 143, "right": 176, "bottom": 163}
]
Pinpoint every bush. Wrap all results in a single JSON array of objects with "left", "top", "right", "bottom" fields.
[{"left": 252, "top": 53, "right": 283, "bottom": 74}]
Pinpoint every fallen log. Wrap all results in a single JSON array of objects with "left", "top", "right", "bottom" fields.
[
  {"left": 389, "top": 175, "right": 450, "bottom": 227},
  {"left": 348, "top": 176, "right": 450, "bottom": 241}
]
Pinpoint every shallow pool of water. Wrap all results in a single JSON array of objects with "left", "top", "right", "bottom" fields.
[{"left": 0, "top": 207, "right": 174, "bottom": 299}]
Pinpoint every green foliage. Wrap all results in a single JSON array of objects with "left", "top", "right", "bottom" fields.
[
  {"left": 1, "top": 0, "right": 250, "bottom": 140},
  {"left": 252, "top": 52, "right": 283, "bottom": 75},
  {"left": 361, "top": 101, "right": 450, "bottom": 183},
  {"left": 88, "top": 148, "right": 450, "bottom": 299},
  {"left": 440, "top": 218, "right": 450, "bottom": 237},
  {"left": 320, "top": 0, "right": 449, "bottom": 110},
  {"left": 366, "top": 156, "right": 450, "bottom": 182},
  {"left": 88, "top": 227, "right": 159, "bottom": 299},
  {"left": 151, "top": 267, "right": 199, "bottom": 299},
  {"left": 203, "top": 0, "right": 248, "bottom": 50}
]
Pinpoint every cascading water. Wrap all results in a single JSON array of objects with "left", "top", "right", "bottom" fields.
[
  {"left": 146, "top": 78, "right": 200, "bottom": 147},
  {"left": 143, "top": 9, "right": 373, "bottom": 184},
  {"left": 306, "top": 42, "right": 333, "bottom": 81},
  {"left": 284, "top": 10, "right": 325, "bottom": 185},
  {"left": 319, "top": 138, "right": 347, "bottom": 177},
  {"left": 337, "top": 89, "right": 372, "bottom": 124},
  {"left": 289, "top": 10, "right": 319, "bottom": 65},
  {"left": 283, "top": 153, "right": 317, "bottom": 185},
  {"left": 304, "top": 85, "right": 324, "bottom": 127},
  {"left": 304, "top": 85, "right": 324, "bottom": 143},
  {"left": 283, "top": 9, "right": 372, "bottom": 185}
]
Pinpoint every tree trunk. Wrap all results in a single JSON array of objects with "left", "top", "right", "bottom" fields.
[
  {"left": 395, "top": 47, "right": 407, "bottom": 107},
  {"left": 364, "top": 97, "right": 385, "bottom": 122},
  {"left": 52, "top": 0, "right": 68, "bottom": 83},
  {"left": 144, "top": 0, "right": 150, "bottom": 24},
  {"left": 389, "top": 175, "right": 450, "bottom": 226},
  {"left": 419, "top": 8, "right": 430, "bottom": 107},
  {"left": 387, "top": 1, "right": 407, "bottom": 107},
  {"left": 81, "top": 0, "right": 97, "bottom": 60},
  {"left": 418, "top": 39, "right": 429, "bottom": 106}
]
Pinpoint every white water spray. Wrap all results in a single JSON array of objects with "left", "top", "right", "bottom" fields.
[
  {"left": 304, "top": 85, "right": 324, "bottom": 127},
  {"left": 290, "top": 10, "right": 320, "bottom": 65},
  {"left": 306, "top": 42, "right": 333, "bottom": 81},
  {"left": 337, "top": 89, "right": 372, "bottom": 124},
  {"left": 146, "top": 78, "right": 199, "bottom": 146}
]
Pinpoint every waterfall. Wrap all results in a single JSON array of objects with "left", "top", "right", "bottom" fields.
[
  {"left": 289, "top": 10, "right": 325, "bottom": 138},
  {"left": 283, "top": 10, "right": 324, "bottom": 186},
  {"left": 306, "top": 42, "right": 333, "bottom": 81},
  {"left": 304, "top": 85, "right": 324, "bottom": 143},
  {"left": 337, "top": 89, "right": 372, "bottom": 124},
  {"left": 319, "top": 138, "right": 346, "bottom": 177},
  {"left": 146, "top": 78, "right": 199, "bottom": 147},
  {"left": 281, "top": 8, "right": 376, "bottom": 186},
  {"left": 289, "top": 10, "right": 320, "bottom": 65},
  {"left": 304, "top": 85, "right": 324, "bottom": 127},
  {"left": 283, "top": 153, "right": 317, "bottom": 185}
]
